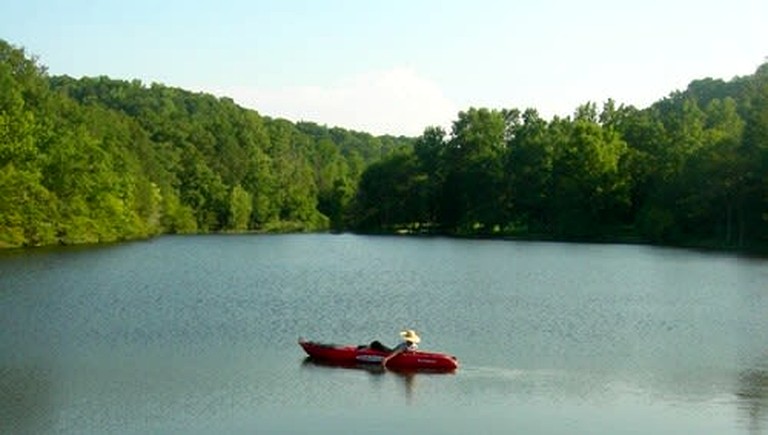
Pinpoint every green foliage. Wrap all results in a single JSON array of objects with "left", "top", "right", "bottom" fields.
[
  {"left": 0, "top": 39, "right": 410, "bottom": 248},
  {"left": 349, "top": 152, "right": 425, "bottom": 231},
  {"left": 545, "top": 104, "right": 630, "bottom": 237},
  {"left": 2, "top": 37, "right": 767, "bottom": 251},
  {"left": 228, "top": 184, "right": 252, "bottom": 231},
  {"left": 0, "top": 164, "right": 57, "bottom": 247},
  {"left": 160, "top": 188, "right": 198, "bottom": 234},
  {"left": 350, "top": 63, "right": 768, "bottom": 250},
  {"left": 443, "top": 108, "right": 508, "bottom": 232}
]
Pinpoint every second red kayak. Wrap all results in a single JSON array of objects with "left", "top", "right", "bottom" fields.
[{"left": 299, "top": 339, "right": 459, "bottom": 372}]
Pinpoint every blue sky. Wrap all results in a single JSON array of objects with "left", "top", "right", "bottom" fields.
[{"left": 2, "top": 0, "right": 767, "bottom": 136}]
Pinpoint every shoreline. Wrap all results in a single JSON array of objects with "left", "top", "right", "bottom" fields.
[{"left": 4, "top": 228, "right": 766, "bottom": 258}]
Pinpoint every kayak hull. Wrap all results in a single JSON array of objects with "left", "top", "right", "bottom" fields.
[{"left": 298, "top": 339, "right": 459, "bottom": 372}]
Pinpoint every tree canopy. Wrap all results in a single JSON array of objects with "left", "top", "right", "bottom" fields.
[
  {"left": 350, "top": 68, "right": 768, "bottom": 250},
  {"left": 0, "top": 39, "right": 411, "bottom": 247},
  {"left": 2, "top": 38, "right": 767, "bottom": 252}
]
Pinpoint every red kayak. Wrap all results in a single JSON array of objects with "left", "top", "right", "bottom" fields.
[{"left": 299, "top": 338, "right": 459, "bottom": 372}]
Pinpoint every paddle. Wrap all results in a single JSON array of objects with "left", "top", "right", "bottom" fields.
[{"left": 382, "top": 346, "right": 405, "bottom": 369}]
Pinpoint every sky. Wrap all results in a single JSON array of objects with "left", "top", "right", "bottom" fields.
[{"left": 2, "top": 0, "right": 767, "bottom": 136}]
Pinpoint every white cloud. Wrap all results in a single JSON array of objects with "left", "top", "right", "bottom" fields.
[{"left": 208, "top": 67, "right": 458, "bottom": 137}]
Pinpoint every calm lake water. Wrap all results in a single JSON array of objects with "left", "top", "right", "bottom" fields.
[{"left": 1, "top": 234, "right": 767, "bottom": 434}]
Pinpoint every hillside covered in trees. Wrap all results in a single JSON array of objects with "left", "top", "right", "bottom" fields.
[
  {"left": 351, "top": 63, "right": 768, "bottom": 250},
  {"left": 0, "top": 40, "right": 411, "bottom": 247},
  {"left": 2, "top": 38, "right": 767, "bottom": 251}
]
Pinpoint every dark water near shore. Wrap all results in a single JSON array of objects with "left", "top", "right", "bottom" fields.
[{"left": 1, "top": 234, "right": 767, "bottom": 434}]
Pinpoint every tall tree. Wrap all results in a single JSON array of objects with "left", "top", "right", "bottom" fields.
[
  {"left": 442, "top": 108, "right": 507, "bottom": 233},
  {"left": 228, "top": 184, "right": 252, "bottom": 231},
  {"left": 412, "top": 125, "right": 447, "bottom": 226},
  {"left": 506, "top": 108, "right": 554, "bottom": 232}
]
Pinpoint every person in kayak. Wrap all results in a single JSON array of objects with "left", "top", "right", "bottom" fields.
[
  {"left": 381, "top": 329, "right": 421, "bottom": 367},
  {"left": 392, "top": 329, "right": 420, "bottom": 353},
  {"left": 368, "top": 329, "right": 420, "bottom": 354}
]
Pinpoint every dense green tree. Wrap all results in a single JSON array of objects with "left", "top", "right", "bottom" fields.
[
  {"left": 310, "top": 138, "right": 352, "bottom": 229},
  {"left": 0, "top": 165, "right": 57, "bottom": 247},
  {"left": 0, "top": 39, "right": 412, "bottom": 247},
  {"left": 346, "top": 60, "right": 768, "bottom": 250},
  {"left": 349, "top": 152, "right": 424, "bottom": 231},
  {"left": 505, "top": 108, "right": 555, "bottom": 233},
  {"left": 739, "top": 63, "right": 768, "bottom": 246},
  {"left": 160, "top": 187, "right": 198, "bottom": 234},
  {"left": 678, "top": 98, "right": 746, "bottom": 245},
  {"left": 228, "top": 184, "right": 252, "bottom": 231},
  {"left": 2, "top": 38, "right": 768, "bottom": 252},
  {"left": 412, "top": 125, "right": 447, "bottom": 226},
  {"left": 442, "top": 108, "right": 507, "bottom": 232}
]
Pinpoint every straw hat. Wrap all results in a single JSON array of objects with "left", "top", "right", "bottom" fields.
[{"left": 400, "top": 329, "right": 421, "bottom": 343}]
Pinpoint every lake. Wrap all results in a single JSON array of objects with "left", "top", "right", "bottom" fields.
[{"left": 1, "top": 234, "right": 767, "bottom": 434}]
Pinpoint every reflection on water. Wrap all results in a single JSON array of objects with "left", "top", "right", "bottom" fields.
[
  {"left": 738, "top": 358, "right": 768, "bottom": 435},
  {"left": 300, "top": 357, "right": 447, "bottom": 406},
  {"left": 401, "top": 372, "right": 416, "bottom": 404},
  {"left": 301, "top": 357, "right": 387, "bottom": 375}
]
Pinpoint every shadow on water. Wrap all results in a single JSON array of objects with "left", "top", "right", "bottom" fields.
[{"left": 737, "top": 358, "right": 768, "bottom": 435}]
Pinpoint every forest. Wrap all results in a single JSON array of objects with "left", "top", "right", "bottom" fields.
[
  {"left": 1, "top": 39, "right": 767, "bottom": 251},
  {"left": 353, "top": 67, "right": 768, "bottom": 250},
  {"left": 0, "top": 40, "right": 411, "bottom": 247}
]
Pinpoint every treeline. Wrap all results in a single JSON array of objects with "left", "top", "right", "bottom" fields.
[
  {"left": 349, "top": 64, "right": 768, "bottom": 249},
  {"left": 0, "top": 40, "right": 411, "bottom": 247},
  {"left": 3, "top": 37, "right": 767, "bottom": 251}
]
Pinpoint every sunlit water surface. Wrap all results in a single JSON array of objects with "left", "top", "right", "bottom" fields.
[{"left": 1, "top": 234, "right": 766, "bottom": 434}]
